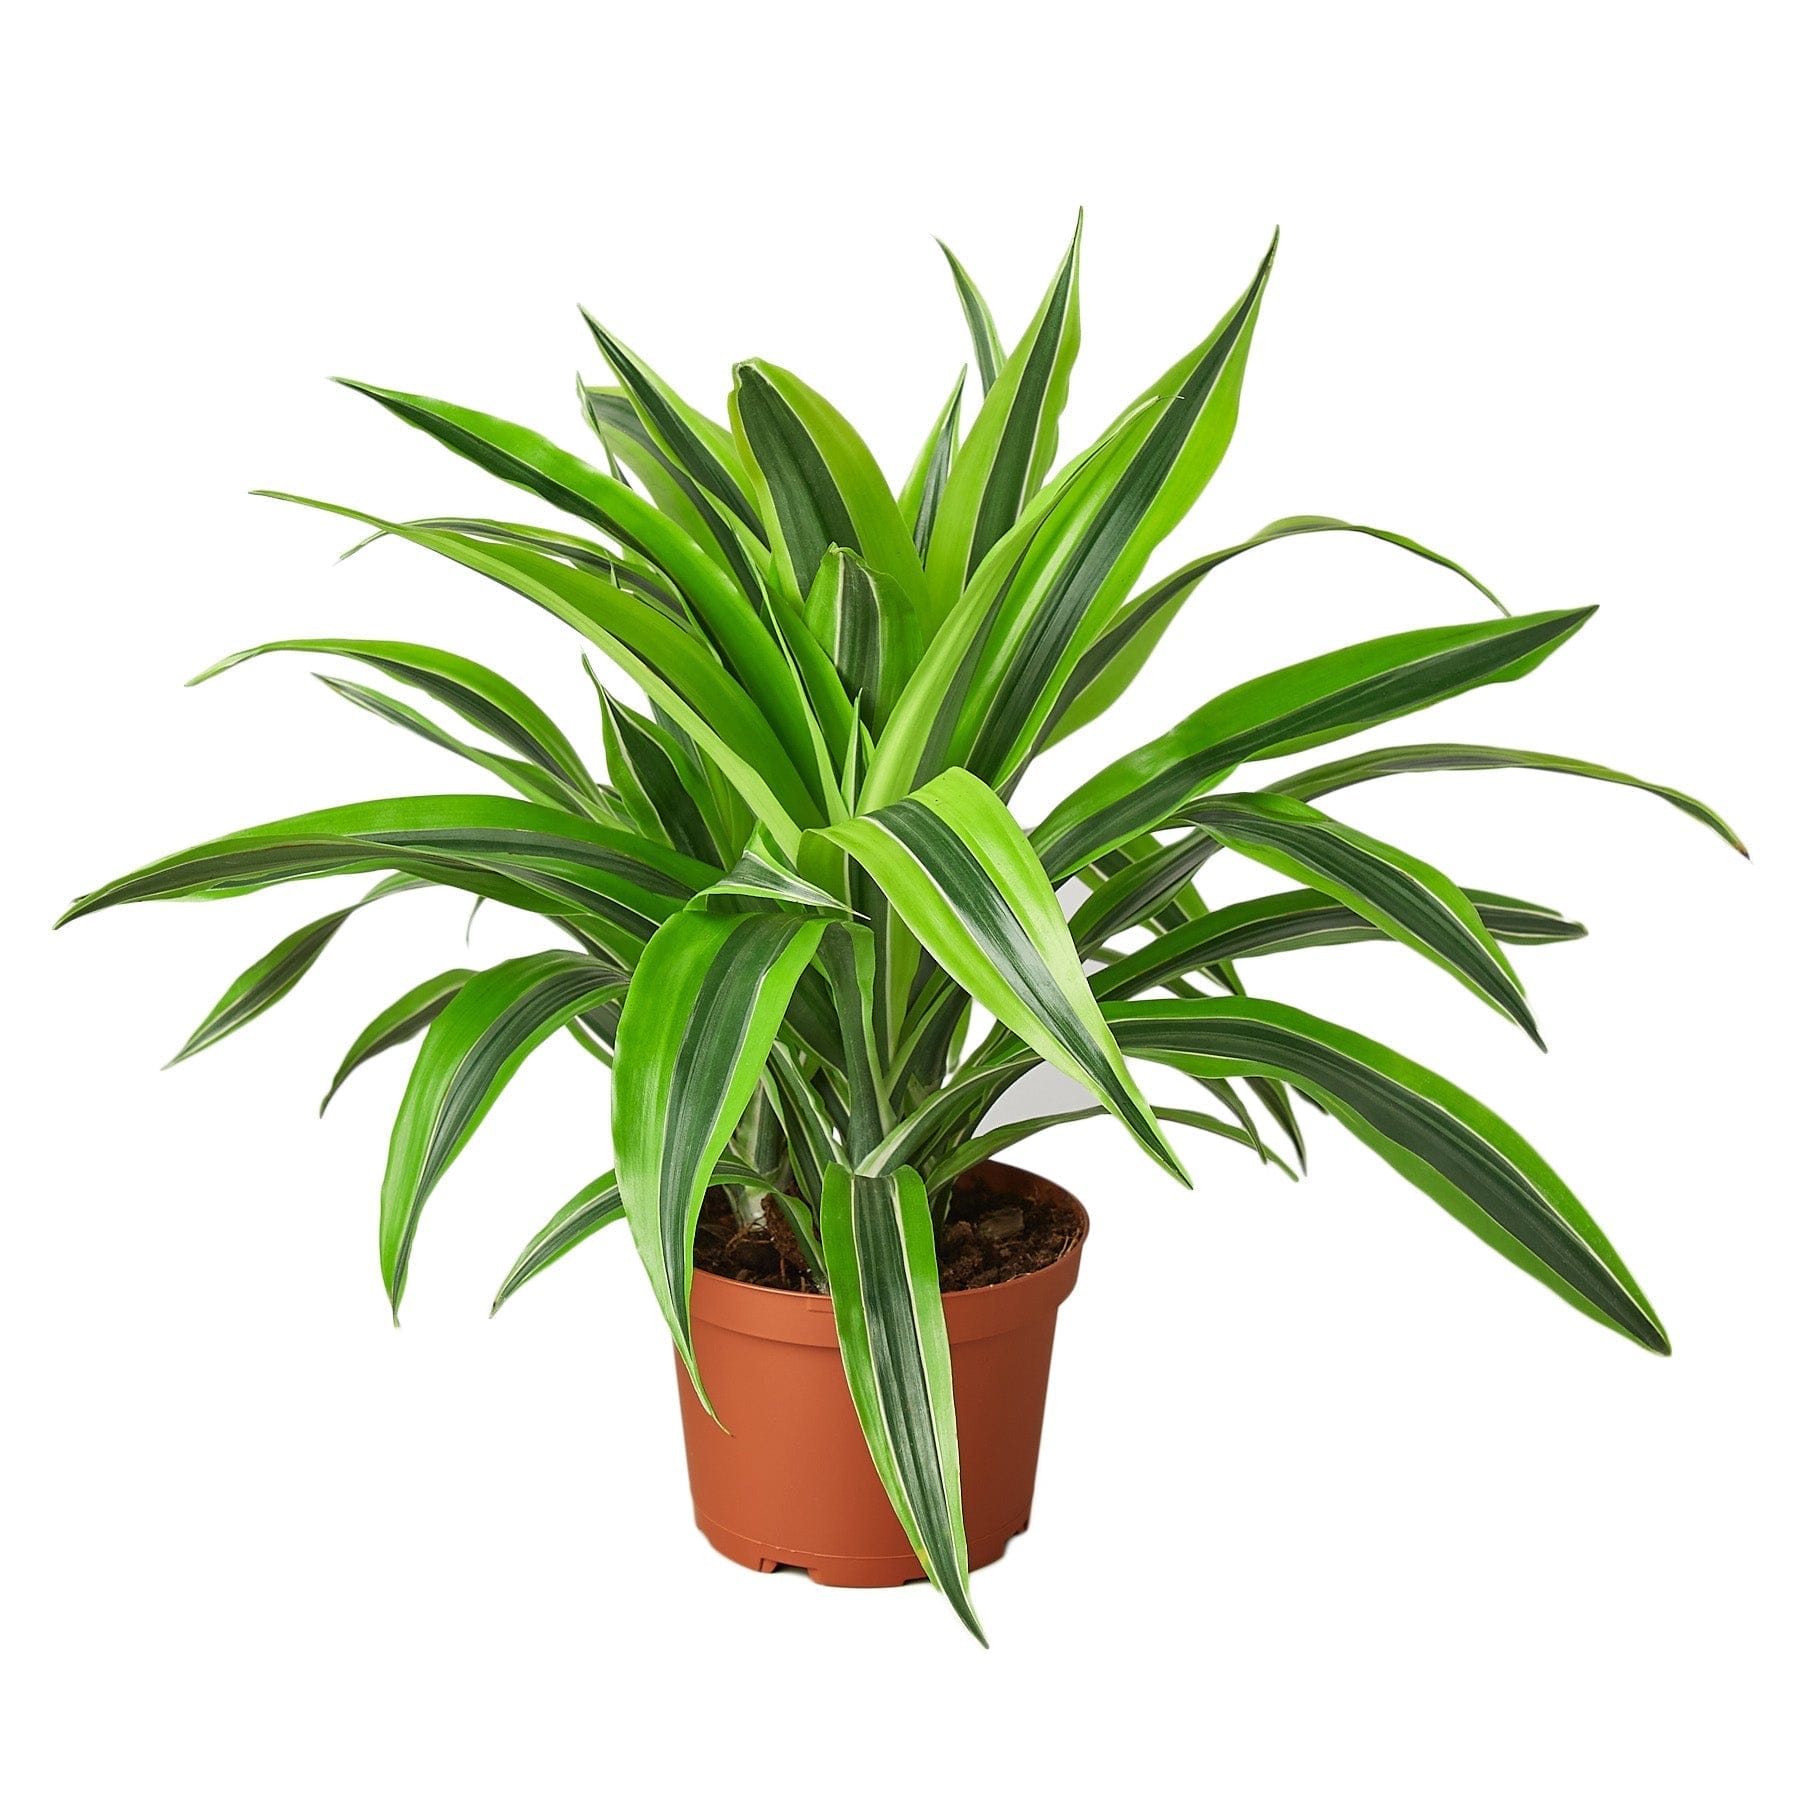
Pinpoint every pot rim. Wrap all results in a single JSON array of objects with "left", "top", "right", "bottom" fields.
[{"left": 688, "top": 1159, "right": 1088, "bottom": 1347}]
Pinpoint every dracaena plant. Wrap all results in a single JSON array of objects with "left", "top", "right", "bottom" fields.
[{"left": 60, "top": 221, "right": 1742, "bottom": 1642}]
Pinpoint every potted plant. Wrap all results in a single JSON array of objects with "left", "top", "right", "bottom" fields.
[{"left": 60, "top": 222, "right": 1742, "bottom": 1642}]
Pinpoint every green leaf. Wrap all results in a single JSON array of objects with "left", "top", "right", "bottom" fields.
[
  {"left": 381, "top": 951, "right": 628, "bottom": 1317},
  {"left": 803, "top": 548, "right": 923, "bottom": 733},
  {"left": 729, "top": 360, "right": 929, "bottom": 614},
  {"left": 1068, "top": 828, "right": 1222, "bottom": 951},
  {"left": 897, "top": 369, "right": 965, "bottom": 563},
  {"left": 320, "top": 966, "right": 474, "bottom": 1113},
  {"left": 257, "top": 495, "right": 825, "bottom": 848},
  {"left": 1106, "top": 997, "right": 1668, "bottom": 1351},
  {"left": 1184, "top": 792, "right": 1541, "bottom": 1044},
  {"left": 612, "top": 910, "right": 828, "bottom": 1405},
  {"left": 954, "top": 234, "right": 1282, "bottom": 786},
  {"left": 862, "top": 404, "right": 1159, "bottom": 811},
  {"left": 821, "top": 1163, "right": 983, "bottom": 1642},
  {"left": 1033, "top": 606, "right": 1597, "bottom": 882},
  {"left": 335, "top": 380, "right": 754, "bottom": 614},
  {"left": 1045, "top": 514, "right": 1507, "bottom": 750},
  {"left": 763, "top": 1042, "right": 842, "bottom": 1211},
  {"left": 699, "top": 844, "right": 851, "bottom": 914},
  {"left": 1092, "top": 886, "right": 1584, "bottom": 1001},
  {"left": 166, "top": 874, "right": 418, "bottom": 1067},
  {"left": 327, "top": 388, "right": 824, "bottom": 786},
  {"left": 350, "top": 513, "right": 686, "bottom": 616},
  {"left": 493, "top": 1171, "right": 625, "bottom": 1315},
  {"left": 490, "top": 1155, "right": 779, "bottom": 1315},
  {"left": 817, "top": 922, "right": 892, "bottom": 1161},
  {"left": 313, "top": 675, "right": 587, "bottom": 811},
  {"left": 936, "top": 239, "right": 1005, "bottom": 394},
  {"left": 594, "top": 679, "right": 727, "bottom": 865},
  {"left": 929, "top": 1103, "right": 1295, "bottom": 1192},
  {"left": 821, "top": 768, "right": 1185, "bottom": 1184},
  {"left": 578, "top": 384, "right": 770, "bottom": 601},
  {"left": 579, "top": 312, "right": 764, "bottom": 539},
  {"left": 925, "top": 218, "right": 1083, "bottom": 620},
  {"left": 192, "top": 636, "right": 599, "bottom": 801},
  {"left": 1265, "top": 742, "right": 1747, "bottom": 855},
  {"left": 59, "top": 795, "right": 713, "bottom": 954}
]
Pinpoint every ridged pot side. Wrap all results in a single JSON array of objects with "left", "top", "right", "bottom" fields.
[{"left": 674, "top": 1161, "right": 1088, "bottom": 1588}]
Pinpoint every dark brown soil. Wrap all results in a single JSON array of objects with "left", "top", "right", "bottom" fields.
[{"left": 691, "top": 1168, "right": 1083, "bottom": 1295}]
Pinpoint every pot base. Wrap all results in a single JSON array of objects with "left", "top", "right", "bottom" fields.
[{"left": 693, "top": 1505, "right": 1030, "bottom": 1588}]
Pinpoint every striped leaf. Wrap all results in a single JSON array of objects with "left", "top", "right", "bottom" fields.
[
  {"left": 821, "top": 1163, "right": 982, "bottom": 1642},
  {"left": 192, "top": 637, "right": 598, "bottom": 802},
  {"left": 612, "top": 910, "right": 828, "bottom": 1403},
  {"left": 951, "top": 234, "right": 1279, "bottom": 785},
  {"left": 320, "top": 966, "right": 474, "bottom": 1113},
  {"left": 925, "top": 217, "right": 1082, "bottom": 619},
  {"left": 490, "top": 1155, "right": 779, "bottom": 1315},
  {"left": 325, "top": 390, "right": 824, "bottom": 783},
  {"left": 494, "top": 1171, "right": 624, "bottom": 1315},
  {"left": 59, "top": 795, "right": 713, "bottom": 947},
  {"left": 382, "top": 951, "right": 628, "bottom": 1316},
  {"left": 877, "top": 237, "right": 1278, "bottom": 801},
  {"left": 1045, "top": 514, "right": 1506, "bottom": 750},
  {"left": 579, "top": 312, "right": 764, "bottom": 539},
  {"left": 820, "top": 768, "right": 1185, "bottom": 1183},
  {"left": 336, "top": 380, "right": 758, "bottom": 618},
  {"left": 1069, "top": 828, "right": 1222, "bottom": 951},
  {"left": 594, "top": 680, "right": 727, "bottom": 864},
  {"left": 701, "top": 844, "right": 850, "bottom": 914},
  {"left": 1104, "top": 997, "right": 1669, "bottom": 1353},
  {"left": 351, "top": 513, "right": 687, "bottom": 616},
  {"left": 863, "top": 404, "right": 1159, "bottom": 811},
  {"left": 763, "top": 1041, "right": 843, "bottom": 1211},
  {"left": 258, "top": 495, "right": 825, "bottom": 847},
  {"left": 1247, "top": 1076, "right": 1311, "bottom": 1173},
  {"left": 1092, "top": 887, "right": 1584, "bottom": 1001},
  {"left": 578, "top": 384, "right": 769, "bottom": 601},
  {"left": 166, "top": 874, "right": 418, "bottom": 1068},
  {"left": 1033, "top": 606, "right": 1597, "bottom": 882},
  {"left": 729, "top": 360, "right": 929, "bottom": 614},
  {"left": 936, "top": 239, "right": 1005, "bottom": 393},
  {"left": 313, "top": 675, "right": 584, "bottom": 811},
  {"left": 1265, "top": 742, "right": 1747, "bottom": 855},
  {"left": 1184, "top": 792, "right": 1541, "bottom": 1043},
  {"left": 897, "top": 369, "right": 966, "bottom": 562},
  {"left": 803, "top": 548, "right": 923, "bottom": 732},
  {"left": 929, "top": 1103, "right": 1295, "bottom": 1193},
  {"left": 817, "top": 921, "right": 891, "bottom": 1161}
]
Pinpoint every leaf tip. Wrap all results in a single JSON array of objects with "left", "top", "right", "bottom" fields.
[{"left": 1156, "top": 1137, "right": 1195, "bottom": 1191}]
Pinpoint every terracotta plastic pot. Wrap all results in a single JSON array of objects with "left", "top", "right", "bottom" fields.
[{"left": 675, "top": 1160, "right": 1087, "bottom": 1588}]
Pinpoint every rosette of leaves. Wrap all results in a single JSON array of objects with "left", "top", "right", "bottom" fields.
[{"left": 61, "top": 222, "right": 1743, "bottom": 1641}]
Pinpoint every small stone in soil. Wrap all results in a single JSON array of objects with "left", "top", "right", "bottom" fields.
[{"left": 976, "top": 1205, "right": 1024, "bottom": 1243}]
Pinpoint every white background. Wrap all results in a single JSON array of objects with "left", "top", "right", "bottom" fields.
[{"left": 4, "top": 4, "right": 1794, "bottom": 1794}]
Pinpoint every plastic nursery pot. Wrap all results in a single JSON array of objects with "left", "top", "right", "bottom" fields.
[{"left": 675, "top": 1159, "right": 1087, "bottom": 1588}]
